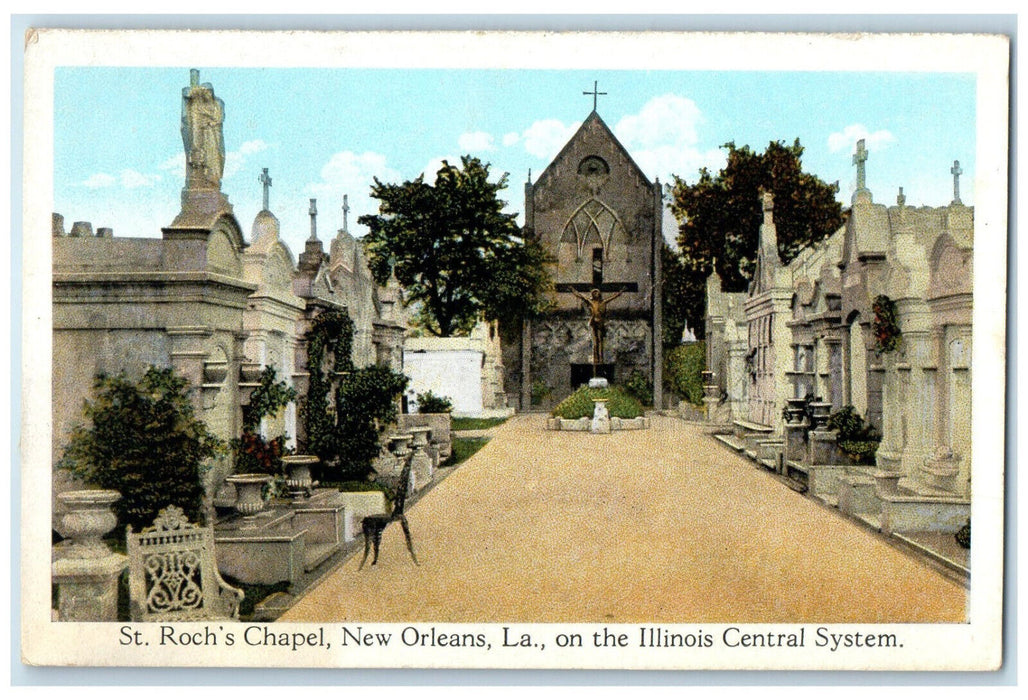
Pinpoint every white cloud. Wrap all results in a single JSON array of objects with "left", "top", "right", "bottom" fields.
[
  {"left": 159, "top": 153, "right": 185, "bottom": 172},
  {"left": 119, "top": 169, "right": 161, "bottom": 189},
  {"left": 502, "top": 132, "right": 520, "bottom": 147},
  {"left": 613, "top": 94, "right": 724, "bottom": 183},
  {"left": 828, "top": 124, "right": 896, "bottom": 154},
  {"left": 306, "top": 150, "right": 403, "bottom": 237},
  {"left": 520, "top": 119, "right": 581, "bottom": 160},
  {"left": 615, "top": 94, "right": 702, "bottom": 150},
  {"left": 238, "top": 139, "right": 270, "bottom": 155},
  {"left": 458, "top": 131, "right": 495, "bottom": 153},
  {"left": 81, "top": 172, "right": 117, "bottom": 189}
]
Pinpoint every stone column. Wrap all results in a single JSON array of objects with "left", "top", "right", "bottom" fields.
[{"left": 52, "top": 490, "right": 127, "bottom": 622}]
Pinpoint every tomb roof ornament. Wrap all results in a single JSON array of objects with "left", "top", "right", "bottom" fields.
[
  {"left": 181, "top": 69, "right": 226, "bottom": 191},
  {"left": 951, "top": 160, "right": 963, "bottom": 205},
  {"left": 259, "top": 168, "right": 272, "bottom": 211}
]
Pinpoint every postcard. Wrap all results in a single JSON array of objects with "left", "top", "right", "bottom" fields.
[{"left": 20, "top": 28, "right": 1009, "bottom": 671}]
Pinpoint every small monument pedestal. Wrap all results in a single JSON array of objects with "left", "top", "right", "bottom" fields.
[
  {"left": 591, "top": 398, "right": 611, "bottom": 434},
  {"left": 52, "top": 490, "right": 127, "bottom": 622}
]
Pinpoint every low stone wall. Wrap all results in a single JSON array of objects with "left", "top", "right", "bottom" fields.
[{"left": 545, "top": 416, "right": 651, "bottom": 431}]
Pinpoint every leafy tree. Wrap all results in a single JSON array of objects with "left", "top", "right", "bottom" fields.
[
  {"left": 360, "top": 155, "right": 551, "bottom": 336},
  {"left": 670, "top": 139, "right": 843, "bottom": 337},
  {"left": 661, "top": 243, "right": 694, "bottom": 349},
  {"left": 57, "top": 367, "right": 223, "bottom": 530}
]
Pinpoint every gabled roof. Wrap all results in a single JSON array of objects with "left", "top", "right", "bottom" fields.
[{"left": 534, "top": 110, "right": 652, "bottom": 188}]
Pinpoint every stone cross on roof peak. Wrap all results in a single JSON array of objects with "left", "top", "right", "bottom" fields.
[
  {"left": 583, "top": 80, "right": 607, "bottom": 112},
  {"left": 341, "top": 194, "right": 350, "bottom": 232},
  {"left": 761, "top": 190, "right": 774, "bottom": 224},
  {"left": 308, "top": 198, "right": 318, "bottom": 241},
  {"left": 951, "top": 160, "right": 963, "bottom": 204},
  {"left": 897, "top": 186, "right": 906, "bottom": 206},
  {"left": 853, "top": 139, "right": 868, "bottom": 190},
  {"left": 259, "top": 168, "right": 272, "bottom": 211}
]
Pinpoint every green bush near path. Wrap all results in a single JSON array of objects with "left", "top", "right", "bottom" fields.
[
  {"left": 551, "top": 385, "right": 644, "bottom": 420},
  {"left": 665, "top": 341, "right": 706, "bottom": 406}
]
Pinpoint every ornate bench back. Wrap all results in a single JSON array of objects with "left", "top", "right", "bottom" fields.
[{"left": 126, "top": 506, "right": 243, "bottom": 622}]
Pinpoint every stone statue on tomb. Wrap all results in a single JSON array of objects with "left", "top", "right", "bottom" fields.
[
  {"left": 570, "top": 287, "right": 625, "bottom": 366},
  {"left": 181, "top": 70, "right": 226, "bottom": 190}
]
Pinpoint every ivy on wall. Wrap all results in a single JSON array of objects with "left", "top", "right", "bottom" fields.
[
  {"left": 233, "top": 366, "right": 296, "bottom": 476},
  {"left": 872, "top": 295, "right": 902, "bottom": 355},
  {"left": 301, "top": 309, "right": 409, "bottom": 481}
]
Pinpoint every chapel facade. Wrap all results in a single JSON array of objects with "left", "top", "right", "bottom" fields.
[{"left": 512, "top": 109, "right": 664, "bottom": 410}]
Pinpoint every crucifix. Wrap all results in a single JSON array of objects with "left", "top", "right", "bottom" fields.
[
  {"left": 556, "top": 246, "right": 636, "bottom": 372},
  {"left": 583, "top": 80, "right": 607, "bottom": 112},
  {"left": 259, "top": 168, "right": 272, "bottom": 211},
  {"left": 853, "top": 139, "right": 868, "bottom": 190},
  {"left": 951, "top": 160, "right": 963, "bottom": 204},
  {"left": 342, "top": 194, "right": 350, "bottom": 231}
]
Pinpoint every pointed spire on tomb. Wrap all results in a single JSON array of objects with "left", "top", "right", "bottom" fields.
[{"left": 341, "top": 194, "right": 350, "bottom": 233}]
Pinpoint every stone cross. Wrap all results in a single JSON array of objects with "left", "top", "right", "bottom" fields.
[
  {"left": 951, "top": 160, "right": 963, "bottom": 204},
  {"left": 853, "top": 139, "right": 868, "bottom": 190},
  {"left": 309, "top": 198, "right": 318, "bottom": 241},
  {"left": 259, "top": 168, "right": 272, "bottom": 211},
  {"left": 761, "top": 190, "right": 774, "bottom": 224},
  {"left": 583, "top": 80, "right": 607, "bottom": 112},
  {"left": 897, "top": 187, "right": 906, "bottom": 206},
  {"left": 342, "top": 194, "right": 350, "bottom": 231}
]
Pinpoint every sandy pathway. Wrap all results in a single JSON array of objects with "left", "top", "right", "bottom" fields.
[{"left": 280, "top": 414, "right": 967, "bottom": 623}]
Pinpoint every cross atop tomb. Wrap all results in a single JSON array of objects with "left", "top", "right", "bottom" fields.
[
  {"left": 583, "top": 80, "right": 607, "bottom": 112},
  {"left": 308, "top": 198, "right": 318, "bottom": 241},
  {"left": 259, "top": 168, "right": 272, "bottom": 211},
  {"left": 341, "top": 194, "right": 350, "bottom": 232},
  {"left": 853, "top": 139, "right": 868, "bottom": 190},
  {"left": 951, "top": 160, "right": 963, "bottom": 204},
  {"left": 897, "top": 186, "right": 906, "bottom": 207}
]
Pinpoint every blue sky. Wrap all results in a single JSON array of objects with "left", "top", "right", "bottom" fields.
[{"left": 53, "top": 67, "right": 976, "bottom": 257}]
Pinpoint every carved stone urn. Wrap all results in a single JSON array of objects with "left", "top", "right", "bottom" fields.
[
  {"left": 225, "top": 473, "right": 273, "bottom": 516},
  {"left": 388, "top": 433, "right": 414, "bottom": 459},
  {"left": 282, "top": 454, "right": 318, "bottom": 498},
  {"left": 56, "top": 489, "right": 122, "bottom": 558}
]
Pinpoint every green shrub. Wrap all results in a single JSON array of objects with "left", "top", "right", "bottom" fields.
[
  {"left": 828, "top": 406, "right": 881, "bottom": 465},
  {"left": 531, "top": 380, "right": 551, "bottom": 406},
  {"left": 664, "top": 341, "right": 706, "bottom": 406},
  {"left": 57, "top": 367, "right": 223, "bottom": 530},
  {"left": 551, "top": 385, "right": 644, "bottom": 420},
  {"left": 623, "top": 369, "right": 653, "bottom": 407},
  {"left": 451, "top": 416, "right": 508, "bottom": 431},
  {"left": 416, "top": 391, "right": 453, "bottom": 414}
]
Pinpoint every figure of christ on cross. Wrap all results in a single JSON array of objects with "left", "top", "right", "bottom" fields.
[{"left": 570, "top": 287, "right": 625, "bottom": 368}]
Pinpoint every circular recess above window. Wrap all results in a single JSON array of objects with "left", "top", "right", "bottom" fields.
[{"left": 578, "top": 156, "right": 610, "bottom": 176}]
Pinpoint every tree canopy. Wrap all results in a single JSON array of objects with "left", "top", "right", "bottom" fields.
[
  {"left": 360, "top": 156, "right": 551, "bottom": 337},
  {"left": 669, "top": 139, "right": 844, "bottom": 337}
]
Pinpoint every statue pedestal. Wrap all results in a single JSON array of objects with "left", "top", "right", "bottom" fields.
[{"left": 591, "top": 398, "right": 611, "bottom": 434}]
